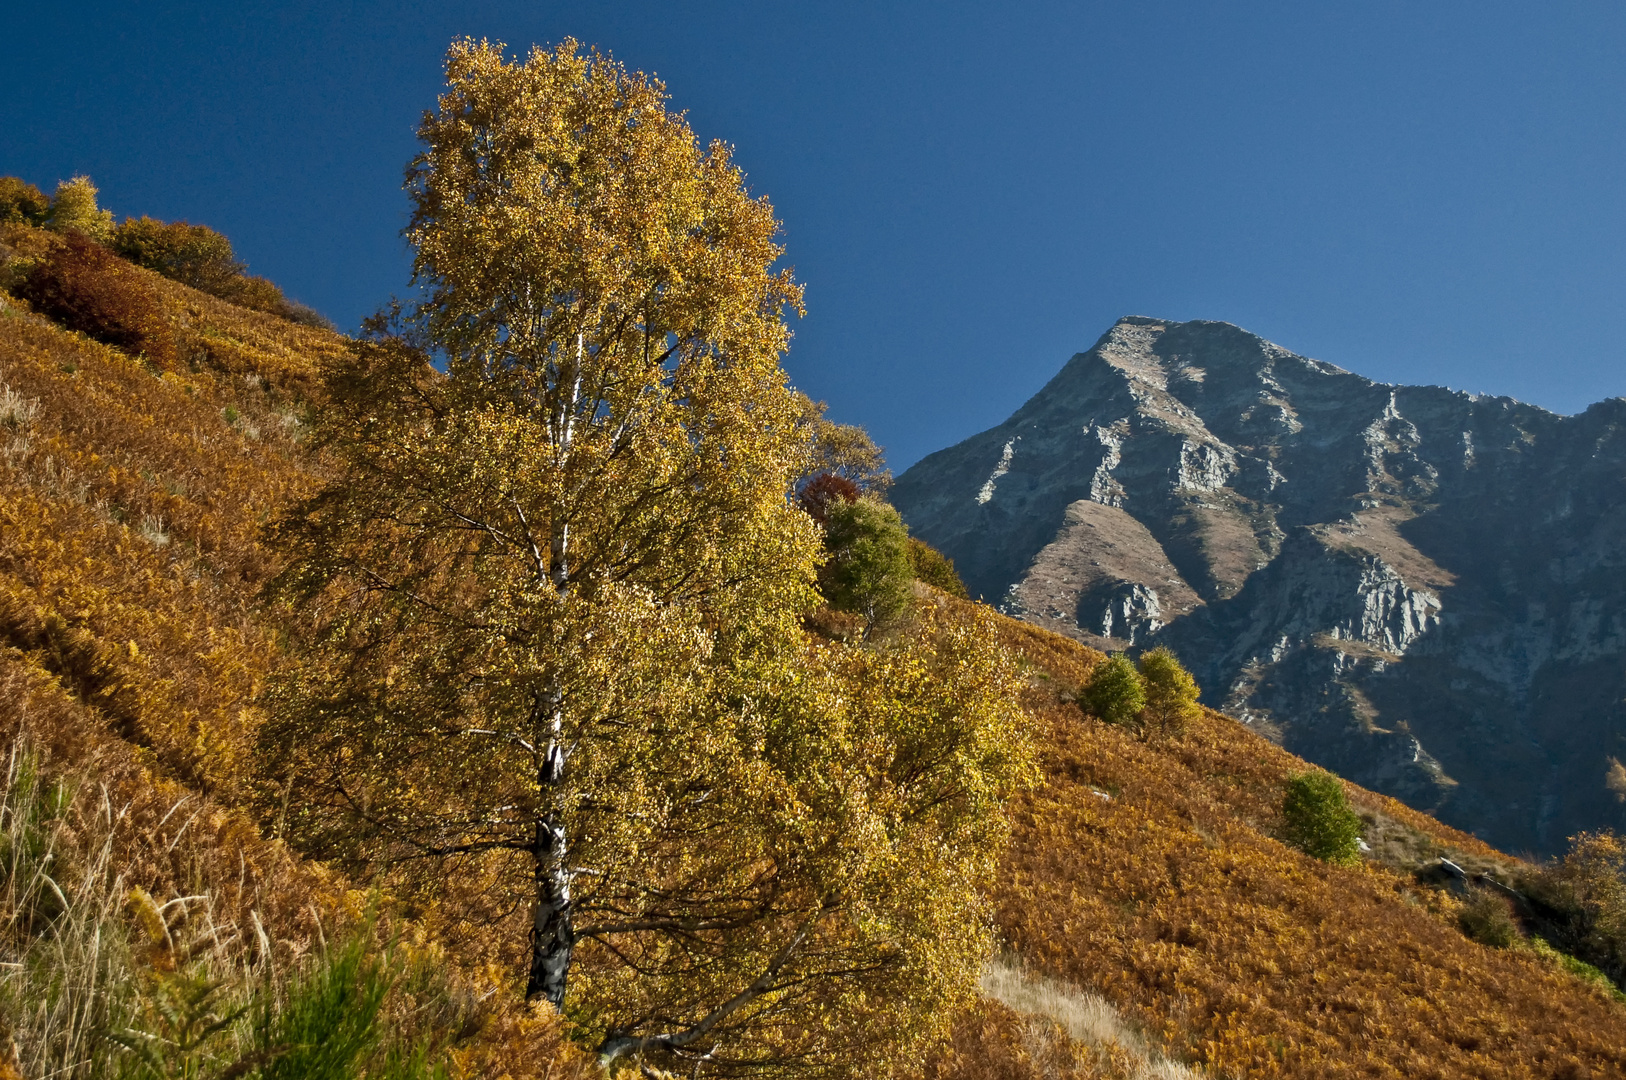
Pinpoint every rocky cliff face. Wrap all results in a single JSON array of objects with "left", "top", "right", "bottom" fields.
[{"left": 894, "top": 316, "right": 1626, "bottom": 854}]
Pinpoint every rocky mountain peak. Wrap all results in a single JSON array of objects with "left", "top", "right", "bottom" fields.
[{"left": 894, "top": 317, "right": 1626, "bottom": 855}]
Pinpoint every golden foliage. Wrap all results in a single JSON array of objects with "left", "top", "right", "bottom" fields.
[
  {"left": 264, "top": 38, "right": 1032, "bottom": 1075},
  {"left": 793, "top": 392, "right": 891, "bottom": 492},
  {"left": 977, "top": 625, "right": 1626, "bottom": 1080},
  {"left": 0, "top": 228, "right": 588, "bottom": 1078},
  {"left": 1607, "top": 756, "right": 1626, "bottom": 803},
  {"left": 44, "top": 176, "right": 114, "bottom": 242},
  {"left": 6, "top": 56, "right": 1624, "bottom": 1080},
  {"left": 1134, "top": 648, "right": 1200, "bottom": 741},
  {"left": 0, "top": 178, "right": 48, "bottom": 226}
]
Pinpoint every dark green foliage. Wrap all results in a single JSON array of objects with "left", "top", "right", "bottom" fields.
[
  {"left": 907, "top": 536, "right": 968, "bottom": 598},
  {"left": 110, "top": 927, "right": 446, "bottom": 1080},
  {"left": 0, "top": 177, "right": 50, "bottom": 225},
  {"left": 1281, "top": 772, "right": 1362, "bottom": 865},
  {"left": 17, "top": 233, "right": 176, "bottom": 370},
  {"left": 1517, "top": 831, "right": 1626, "bottom": 990},
  {"left": 1078, "top": 654, "right": 1145, "bottom": 728},
  {"left": 1458, "top": 888, "right": 1521, "bottom": 949},
  {"left": 820, "top": 495, "right": 914, "bottom": 633},
  {"left": 255, "top": 932, "right": 397, "bottom": 1080}
]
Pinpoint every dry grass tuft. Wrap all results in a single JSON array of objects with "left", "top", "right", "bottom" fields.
[{"left": 980, "top": 958, "right": 1202, "bottom": 1080}]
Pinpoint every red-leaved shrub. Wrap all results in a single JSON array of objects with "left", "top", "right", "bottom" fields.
[
  {"left": 17, "top": 232, "right": 176, "bottom": 370},
  {"left": 798, "top": 470, "right": 861, "bottom": 524}
]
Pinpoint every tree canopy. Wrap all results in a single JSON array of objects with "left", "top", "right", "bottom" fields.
[
  {"left": 1079, "top": 654, "right": 1145, "bottom": 728},
  {"left": 1136, "top": 647, "right": 1201, "bottom": 739},
  {"left": 818, "top": 495, "right": 915, "bottom": 635},
  {"left": 262, "top": 38, "right": 1031, "bottom": 1076},
  {"left": 1281, "top": 772, "right": 1362, "bottom": 864}
]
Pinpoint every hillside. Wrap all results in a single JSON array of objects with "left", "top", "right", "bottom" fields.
[
  {"left": 1, "top": 223, "right": 1623, "bottom": 1079},
  {"left": 0, "top": 219, "right": 589, "bottom": 1078},
  {"left": 893, "top": 315, "right": 1626, "bottom": 857}
]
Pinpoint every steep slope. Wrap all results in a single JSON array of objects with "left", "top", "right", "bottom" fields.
[
  {"left": 4, "top": 240, "right": 1623, "bottom": 1079},
  {"left": 0, "top": 226, "right": 588, "bottom": 1078},
  {"left": 894, "top": 316, "right": 1626, "bottom": 855},
  {"left": 936, "top": 609, "right": 1626, "bottom": 1080}
]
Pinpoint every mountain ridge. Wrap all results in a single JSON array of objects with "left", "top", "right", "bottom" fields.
[{"left": 894, "top": 315, "right": 1626, "bottom": 855}]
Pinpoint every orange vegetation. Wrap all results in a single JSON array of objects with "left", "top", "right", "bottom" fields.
[
  {"left": 0, "top": 230, "right": 586, "bottom": 1077},
  {"left": 1, "top": 220, "right": 1622, "bottom": 1078},
  {"left": 969, "top": 614, "right": 1625, "bottom": 1079}
]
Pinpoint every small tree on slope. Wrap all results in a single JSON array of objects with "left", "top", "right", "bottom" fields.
[
  {"left": 1281, "top": 772, "right": 1362, "bottom": 864},
  {"left": 1079, "top": 654, "right": 1145, "bottom": 728},
  {"left": 819, "top": 495, "right": 914, "bottom": 635},
  {"left": 1136, "top": 647, "right": 1201, "bottom": 740}
]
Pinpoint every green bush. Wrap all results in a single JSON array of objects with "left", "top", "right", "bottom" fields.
[
  {"left": 907, "top": 536, "right": 968, "bottom": 598},
  {"left": 1136, "top": 647, "right": 1200, "bottom": 739},
  {"left": 111, "top": 925, "right": 447, "bottom": 1080},
  {"left": 1079, "top": 654, "right": 1145, "bottom": 728},
  {"left": 255, "top": 932, "right": 399, "bottom": 1080},
  {"left": 1459, "top": 888, "right": 1522, "bottom": 949},
  {"left": 0, "top": 177, "right": 50, "bottom": 225},
  {"left": 1281, "top": 771, "right": 1362, "bottom": 864},
  {"left": 820, "top": 495, "right": 914, "bottom": 634},
  {"left": 17, "top": 233, "right": 176, "bottom": 370}
]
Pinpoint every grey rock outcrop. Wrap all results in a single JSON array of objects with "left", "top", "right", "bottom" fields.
[{"left": 894, "top": 316, "right": 1626, "bottom": 855}]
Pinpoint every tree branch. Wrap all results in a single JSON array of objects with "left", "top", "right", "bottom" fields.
[{"left": 597, "top": 906, "right": 828, "bottom": 1067}]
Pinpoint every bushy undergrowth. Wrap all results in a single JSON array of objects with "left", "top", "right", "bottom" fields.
[
  {"left": 908, "top": 536, "right": 969, "bottom": 598},
  {"left": 0, "top": 737, "right": 441, "bottom": 1079},
  {"left": 1457, "top": 887, "right": 1522, "bottom": 949},
  {"left": 0, "top": 743, "right": 133, "bottom": 1077},
  {"left": 112, "top": 217, "right": 332, "bottom": 330},
  {"left": 0, "top": 179, "right": 48, "bottom": 226},
  {"left": 965, "top": 608, "right": 1626, "bottom": 1080},
  {"left": 0, "top": 176, "right": 333, "bottom": 331},
  {"left": 1518, "top": 830, "right": 1626, "bottom": 991},
  {"left": 16, "top": 233, "right": 176, "bottom": 371}
]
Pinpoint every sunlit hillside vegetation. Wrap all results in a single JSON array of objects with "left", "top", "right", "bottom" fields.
[
  {"left": 934, "top": 604, "right": 1626, "bottom": 1079},
  {"left": 0, "top": 217, "right": 594, "bottom": 1078},
  {"left": 4, "top": 56, "right": 1626, "bottom": 1075},
  {"left": 3, "top": 219, "right": 1624, "bottom": 1077}
]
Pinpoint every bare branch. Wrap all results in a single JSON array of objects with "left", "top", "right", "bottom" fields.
[{"left": 597, "top": 906, "right": 829, "bottom": 1067}]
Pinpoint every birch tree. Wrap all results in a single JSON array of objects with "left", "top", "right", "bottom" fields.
[
  {"left": 265, "top": 37, "right": 816, "bottom": 1008},
  {"left": 262, "top": 39, "right": 1033, "bottom": 1075}
]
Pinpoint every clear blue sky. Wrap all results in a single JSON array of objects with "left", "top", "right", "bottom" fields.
[{"left": 8, "top": 1, "right": 1626, "bottom": 469}]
